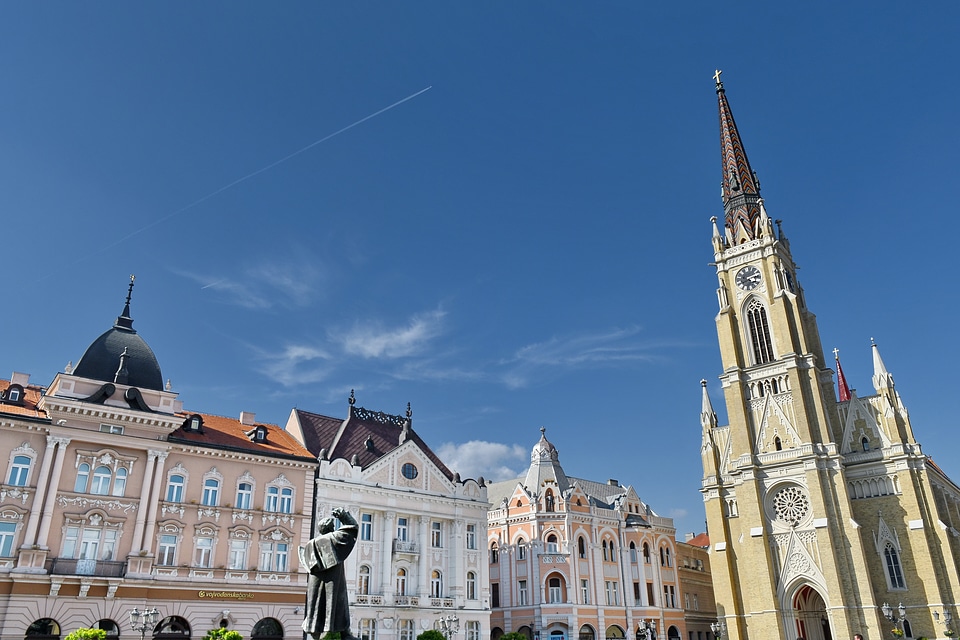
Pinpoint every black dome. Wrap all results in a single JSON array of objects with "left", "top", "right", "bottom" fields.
[{"left": 72, "top": 277, "right": 164, "bottom": 392}]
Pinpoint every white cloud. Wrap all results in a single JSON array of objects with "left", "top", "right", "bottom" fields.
[
  {"left": 259, "top": 343, "right": 331, "bottom": 386},
  {"left": 435, "top": 440, "right": 527, "bottom": 482},
  {"left": 173, "top": 257, "right": 326, "bottom": 310},
  {"left": 335, "top": 309, "right": 446, "bottom": 359}
]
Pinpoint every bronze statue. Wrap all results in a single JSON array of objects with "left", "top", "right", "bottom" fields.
[{"left": 301, "top": 507, "right": 359, "bottom": 639}]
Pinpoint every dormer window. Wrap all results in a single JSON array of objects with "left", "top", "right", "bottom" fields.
[
  {"left": 183, "top": 414, "right": 204, "bottom": 433},
  {"left": 254, "top": 426, "right": 267, "bottom": 443},
  {"left": 2, "top": 385, "right": 24, "bottom": 405}
]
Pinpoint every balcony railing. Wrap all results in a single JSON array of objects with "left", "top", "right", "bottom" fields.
[
  {"left": 46, "top": 557, "right": 126, "bottom": 577},
  {"left": 393, "top": 539, "right": 419, "bottom": 554}
]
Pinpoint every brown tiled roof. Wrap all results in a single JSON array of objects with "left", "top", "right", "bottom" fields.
[
  {"left": 296, "top": 406, "right": 454, "bottom": 481},
  {"left": 685, "top": 533, "right": 710, "bottom": 548},
  {"left": 0, "top": 380, "right": 48, "bottom": 421},
  {"left": 170, "top": 411, "right": 314, "bottom": 461}
]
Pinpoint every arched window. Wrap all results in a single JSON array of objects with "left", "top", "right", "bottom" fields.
[
  {"left": 602, "top": 540, "right": 609, "bottom": 561},
  {"left": 430, "top": 570, "right": 443, "bottom": 597},
  {"left": 154, "top": 615, "right": 190, "bottom": 640},
  {"left": 667, "top": 626, "right": 681, "bottom": 640},
  {"left": 466, "top": 621, "right": 481, "bottom": 640},
  {"left": 251, "top": 619, "right": 283, "bottom": 640},
  {"left": 490, "top": 542, "right": 499, "bottom": 564},
  {"left": 902, "top": 620, "right": 913, "bottom": 638},
  {"left": 236, "top": 482, "right": 253, "bottom": 510},
  {"left": 166, "top": 475, "right": 185, "bottom": 503},
  {"left": 546, "top": 534, "right": 558, "bottom": 553},
  {"left": 643, "top": 542, "right": 651, "bottom": 563},
  {"left": 629, "top": 542, "right": 637, "bottom": 562},
  {"left": 202, "top": 479, "right": 220, "bottom": 506},
  {"left": 8, "top": 455, "right": 31, "bottom": 486},
  {"left": 91, "top": 466, "right": 112, "bottom": 495},
  {"left": 579, "top": 626, "right": 595, "bottom": 640},
  {"left": 74, "top": 463, "right": 91, "bottom": 493},
  {"left": 774, "top": 437, "right": 783, "bottom": 451},
  {"left": 358, "top": 565, "right": 371, "bottom": 595},
  {"left": 467, "top": 571, "right": 477, "bottom": 599},
  {"left": 396, "top": 567, "right": 407, "bottom": 595},
  {"left": 664, "top": 547, "right": 671, "bottom": 567},
  {"left": 278, "top": 487, "right": 293, "bottom": 513},
  {"left": 660, "top": 546, "right": 665, "bottom": 566},
  {"left": 112, "top": 468, "right": 127, "bottom": 497},
  {"left": 517, "top": 539, "right": 526, "bottom": 560},
  {"left": 545, "top": 490, "right": 555, "bottom": 512},
  {"left": 578, "top": 537, "right": 586, "bottom": 559},
  {"left": 861, "top": 437, "right": 870, "bottom": 452},
  {"left": 26, "top": 619, "right": 60, "bottom": 640},
  {"left": 746, "top": 298, "right": 775, "bottom": 364},
  {"left": 884, "top": 541, "right": 906, "bottom": 589},
  {"left": 95, "top": 621, "right": 119, "bottom": 639},
  {"left": 548, "top": 576, "right": 563, "bottom": 603}
]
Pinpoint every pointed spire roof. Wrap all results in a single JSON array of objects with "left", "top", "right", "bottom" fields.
[
  {"left": 715, "top": 70, "right": 763, "bottom": 243},
  {"left": 700, "top": 379, "right": 718, "bottom": 431},
  {"left": 871, "top": 338, "right": 895, "bottom": 391},
  {"left": 523, "top": 427, "right": 571, "bottom": 493},
  {"left": 833, "top": 348, "right": 851, "bottom": 402}
]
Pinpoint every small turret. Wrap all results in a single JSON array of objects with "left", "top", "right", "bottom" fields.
[{"left": 871, "top": 339, "right": 895, "bottom": 392}]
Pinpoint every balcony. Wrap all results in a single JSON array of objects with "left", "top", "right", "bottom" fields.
[
  {"left": 394, "top": 595, "right": 419, "bottom": 607},
  {"left": 47, "top": 557, "right": 126, "bottom": 577},
  {"left": 393, "top": 539, "right": 419, "bottom": 554}
]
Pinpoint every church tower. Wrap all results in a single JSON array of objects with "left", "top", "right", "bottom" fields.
[{"left": 700, "top": 72, "right": 960, "bottom": 640}]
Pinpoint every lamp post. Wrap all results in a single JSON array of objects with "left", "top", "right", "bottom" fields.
[
  {"left": 438, "top": 614, "right": 460, "bottom": 639},
  {"left": 934, "top": 609, "right": 955, "bottom": 637},
  {"left": 129, "top": 607, "right": 160, "bottom": 640},
  {"left": 636, "top": 621, "right": 656, "bottom": 640},
  {"left": 710, "top": 620, "right": 726, "bottom": 639},
  {"left": 881, "top": 602, "right": 907, "bottom": 637}
]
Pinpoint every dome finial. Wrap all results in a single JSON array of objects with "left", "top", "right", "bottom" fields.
[
  {"left": 115, "top": 275, "right": 136, "bottom": 331},
  {"left": 540, "top": 426, "right": 546, "bottom": 437}
]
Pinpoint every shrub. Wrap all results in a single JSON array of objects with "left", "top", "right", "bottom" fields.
[
  {"left": 203, "top": 629, "right": 243, "bottom": 640},
  {"left": 417, "top": 630, "right": 446, "bottom": 640},
  {"left": 66, "top": 629, "right": 107, "bottom": 640}
]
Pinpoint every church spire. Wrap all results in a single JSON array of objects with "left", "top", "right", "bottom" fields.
[
  {"left": 700, "top": 379, "right": 718, "bottom": 432},
  {"left": 834, "top": 348, "right": 852, "bottom": 402},
  {"left": 871, "top": 338, "right": 895, "bottom": 391},
  {"left": 715, "top": 70, "right": 763, "bottom": 244}
]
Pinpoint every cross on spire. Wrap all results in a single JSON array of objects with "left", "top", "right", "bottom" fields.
[{"left": 713, "top": 69, "right": 723, "bottom": 90}]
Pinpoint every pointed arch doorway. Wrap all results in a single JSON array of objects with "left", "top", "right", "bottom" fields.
[{"left": 791, "top": 584, "right": 833, "bottom": 640}]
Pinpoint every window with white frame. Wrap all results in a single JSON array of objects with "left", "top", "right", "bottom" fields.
[
  {"left": 62, "top": 522, "right": 120, "bottom": 566},
  {"left": 490, "top": 542, "right": 499, "bottom": 563},
  {"left": 75, "top": 463, "right": 91, "bottom": 493},
  {"left": 467, "top": 571, "right": 477, "bottom": 600},
  {"left": 466, "top": 523, "right": 476, "bottom": 550},
  {"left": 581, "top": 579, "right": 589, "bottom": 604},
  {"left": 112, "top": 467, "right": 127, "bottom": 497},
  {"left": 194, "top": 536, "right": 214, "bottom": 568},
  {"left": 278, "top": 487, "right": 293, "bottom": 513},
  {"left": 7, "top": 455, "right": 31, "bottom": 486},
  {"left": 431, "top": 521, "right": 442, "bottom": 547},
  {"left": 236, "top": 482, "right": 253, "bottom": 510},
  {"left": 430, "top": 570, "right": 442, "bottom": 597},
  {"left": 605, "top": 581, "right": 619, "bottom": 606},
  {"left": 397, "top": 517, "right": 408, "bottom": 541},
  {"left": 91, "top": 466, "right": 112, "bottom": 495},
  {"left": 517, "top": 538, "right": 526, "bottom": 560},
  {"left": 358, "top": 565, "right": 371, "bottom": 595},
  {"left": 360, "top": 513, "right": 373, "bottom": 541},
  {"left": 260, "top": 541, "right": 289, "bottom": 572},
  {"left": 466, "top": 621, "right": 480, "bottom": 640},
  {"left": 396, "top": 567, "right": 407, "bottom": 595},
  {"left": 548, "top": 576, "right": 563, "bottom": 603},
  {"left": 228, "top": 539, "right": 248, "bottom": 570},
  {"left": 202, "top": 479, "right": 220, "bottom": 507},
  {"left": 157, "top": 534, "right": 178, "bottom": 566},
  {"left": 166, "top": 474, "right": 185, "bottom": 503},
  {"left": 0, "top": 522, "right": 18, "bottom": 556},
  {"left": 265, "top": 476, "right": 294, "bottom": 513},
  {"left": 360, "top": 619, "right": 376, "bottom": 640},
  {"left": 545, "top": 533, "right": 558, "bottom": 553},
  {"left": 399, "top": 620, "right": 415, "bottom": 640},
  {"left": 518, "top": 579, "right": 528, "bottom": 605}
]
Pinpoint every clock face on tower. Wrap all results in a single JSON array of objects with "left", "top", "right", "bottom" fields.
[{"left": 735, "top": 265, "right": 762, "bottom": 290}]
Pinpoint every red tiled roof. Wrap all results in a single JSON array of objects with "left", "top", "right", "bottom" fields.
[
  {"left": 170, "top": 411, "right": 313, "bottom": 460},
  {"left": 685, "top": 533, "right": 710, "bottom": 548},
  {"left": 0, "top": 380, "right": 47, "bottom": 420}
]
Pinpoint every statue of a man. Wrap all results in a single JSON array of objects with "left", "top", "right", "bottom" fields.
[{"left": 300, "top": 507, "right": 359, "bottom": 639}]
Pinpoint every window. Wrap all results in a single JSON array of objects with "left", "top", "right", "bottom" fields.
[
  {"left": 518, "top": 579, "right": 528, "bottom": 605},
  {"left": 602, "top": 540, "right": 609, "bottom": 561},
  {"left": 360, "top": 619, "right": 376, "bottom": 640},
  {"left": 112, "top": 468, "right": 127, "bottom": 497},
  {"left": 546, "top": 534, "right": 558, "bottom": 553},
  {"left": 578, "top": 537, "right": 586, "bottom": 559},
  {"left": 8, "top": 455, "right": 31, "bottom": 486},
  {"left": 397, "top": 517, "right": 408, "bottom": 542},
  {"left": 684, "top": 593, "right": 690, "bottom": 609},
  {"left": 430, "top": 570, "right": 442, "bottom": 597},
  {"left": 884, "top": 541, "right": 906, "bottom": 589},
  {"left": 466, "top": 524, "right": 476, "bottom": 549},
  {"left": 91, "top": 466, "right": 111, "bottom": 495},
  {"left": 251, "top": 619, "right": 283, "bottom": 640},
  {"left": 664, "top": 585, "right": 676, "bottom": 608},
  {"left": 634, "top": 582, "right": 641, "bottom": 603},
  {"left": 545, "top": 490, "right": 555, "bottom": 512},
  {"left": 99, "top": 423, "right": 123, "bottom": 435},
  {"left": 202, "top": 479, "right": 220, "bottom": 506},
  {"left": 361, "top": 513, "right": 373, "bottom": 541},
  {"left": 466, "top": 621, "right": 480, "bottom": 640},
  {"left": 278, "top": 487, "right": 293, "bottom": 513},
  {"left": 629, "top": 542, "right": 637, "bottom": 562},
  {"left": 549, "top": 577, "right": 562, "bottom": 603},
  {"left": 467, "top": 571, "right": 477, "bottom": 600},
  {"left": 431, "top": 522, "right": 442, "bottom": 547},
  {"left": 157, "top": 534, "right": 178, "bottom": 566},
  {"left": 643, "top": 543, "right": 651, "bottom": 563},
  {"left": 62, "top": 525, "right": 119, "bottom": 570},
  {"left": 517, "top": 539, "right": 526, "bottom": 560},
  {"left": 0, "top": 522, "right": 17, "bottom": 556},
  {"left": 605, "top": 581, "right": 619, "bottom": 606},
  {"left": 491, "top": 583, "right": 500, "bottom": 608},
  {"left": 401, "top": 463, "right": 418, "bottom": 479},
  {"left": 746, "top": 298, "right": 775, "bottom": 364},
  {"left": 358, "top": 565, "right": 371, "bottom": 595},
  {"left": 228, "top": 539, "right": 247, "bottom": 570},
  {"left": 490, "top": 542, "right": 499, "bottom": 563},
  {"left": 260, "top": 542, "right": 288, "bottom": 572},
  {"left": 236, "top": 483, "right": 253, "bottom": 510},
  {"left": 693, "top": 594, "right": 699, "bottom": 610},
  {"left": 861, "top": 437, "right": 870, "bottom": 452},
  {"left": 399, "top": 620, "right": 415, "bottom": 640},
  {"left": 194, "top": 537, "right": 213, "bottom": 568},
  {"left": 396, "top": 568, "right": 407, "bottom": 595},
  {"left": 646, "top": 582, "right": 655, "bottom": 606},
  {"left": 26, "top": 618, "right": 60, "bottom": 640},
  {"left": 166, "top": 475, "right": 185, "bottom": 503},
  {"left": 7, "top": 388, "right": 21, "bottom": 402},
  {"left": 581, "top": 579, "right": 590, "bottom": 604},
  {"left": 75, "top": 464, "right": 90, "bottom": 493},
  {"left": 665, "top": 547, "right": 671, "bottom": 566},
  {"left": 266, "top": 487, "right": 279, "bottom": 512}
]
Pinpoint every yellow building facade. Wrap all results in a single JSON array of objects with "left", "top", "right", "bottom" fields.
[{"left": 699, "top": 74, "right": 960, "bottom": 640}]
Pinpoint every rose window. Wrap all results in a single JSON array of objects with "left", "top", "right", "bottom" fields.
[{"left": 772, "top": 485, "right": 810, "bottom": 524}]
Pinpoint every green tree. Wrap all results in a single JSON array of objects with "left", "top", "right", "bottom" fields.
[
  {"left": 417, "top": 630, "right": 446, "bottom": 640},
  {"left": 500, "top": 633, "right": 528, "bottom": 640},
  {"left": 65, "top": 629, "right": 107, "bottom": 640},
  {"left": 202, "top": 629, "right": 243, "bottom": 640}
]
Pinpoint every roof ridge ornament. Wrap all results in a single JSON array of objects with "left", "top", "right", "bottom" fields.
[{"left": 115, "top": 274, "right": 137, "bottom": 331}]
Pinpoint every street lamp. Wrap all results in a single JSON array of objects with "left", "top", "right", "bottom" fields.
[
  {"left": 881, "top": 602, "right": 907, "bottom": 636},
  {"left": 636, "top": 621, "right": 656, "bottom": 640},
  {"left": 129, "top": 607, "right": 160, "bottom": 640},
  {"left": 934, "top": 609, "right": 955, "bottom": 636},
  {"left": 438, "top": 614, "right": 460, "bottom": 639},
  {"left": 710, "top": 620, "right": 726, "bottom": 639}
]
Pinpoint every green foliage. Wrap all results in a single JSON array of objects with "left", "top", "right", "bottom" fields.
[
  {"left": 417, "top": 630, "right": 446, "bottom": 640},
  {"left": 65, "top": 629, "right": 106, "bottom": 640},
  {"left": 320, "top": 633, "right": 341, "bottom": 640},
  {"left": 202, "top": 629, "right": 243, "bottom": 640},
  {"left": 500, "top": 633, "right": 528, "bottom": 640}
]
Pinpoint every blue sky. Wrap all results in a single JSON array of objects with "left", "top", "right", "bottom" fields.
[{"left": 2, "top": 3, "right": 958, "bottom": 537}]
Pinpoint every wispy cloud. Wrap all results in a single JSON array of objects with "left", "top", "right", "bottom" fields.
[
  {"left": 334, "top": 309, "right": 446, "bottom": 358},
  {"left": 435, "top": 440, "right": 527, "bottom": 482},
  {"left": 173, "top": 258, "right": 326, "bottom": 310},
  {"left": 259, "top": 344, "right": 330, "bottom": 386}
]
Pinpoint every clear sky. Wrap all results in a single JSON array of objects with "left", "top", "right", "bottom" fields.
[{"left": 2, "top": 3, "right": 958, "bottom": 538}]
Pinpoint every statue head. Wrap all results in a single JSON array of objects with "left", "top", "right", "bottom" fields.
[{"left": 317, "top": 517, "right": 337, "bottom": 534}]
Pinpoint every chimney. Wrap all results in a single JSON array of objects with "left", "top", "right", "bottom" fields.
[
  {"left": 240, "top": 411, "right": 256, "bottom": 426},
  {"left": 10, "top": 372, "right": 30, "bottom": 386},
  {"left": 608, "top": 479, "right": 619, "bottom": 486},
  {"left": 685, "top": 532, "right": 695, "bottom": 542}
]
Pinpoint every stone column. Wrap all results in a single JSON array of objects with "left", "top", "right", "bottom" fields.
[
  {"left": 35, "top": 437, "right": 72, "bottom": 549},
  {"left": 129, "top": 450, "right": 161, "bottom": 553},
  {"left": 21, "top": 436, "right": 63, "bottom": 547},
  {"left": 418, "top": 515, "right": 429, "bottom": 597},
  {"left": 140, "top": 452, "right": 169, "bottom": 552},
  {"left": 383, "top": 511, "right": 396, "bottom": 597}
]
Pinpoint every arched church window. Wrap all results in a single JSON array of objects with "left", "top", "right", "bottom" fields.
[
  {"left": 545, "top": 490, "right": 555, "bottom": 512},
  {"left": 861, "top": 437, "right": 870, "bottom": 452},
  {"left": 546, "top": 534, "right": 559, "bottom": 553},
  {"left": 578, "top": 536, "right": 586, "bottom": 559},
  {"left": 774, "top": 437, "right": 782, "bottom": 451},
  {"left": 884, "top": 541, "right": 906, "bottom": 589},
  {"left": 745, "top": 298, "right": 775, "bottom": 364},
  {"left": 902, "top": 620, "right": 913, "bottom": 638}
]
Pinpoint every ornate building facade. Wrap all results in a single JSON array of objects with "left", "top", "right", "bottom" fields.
[
  {"left": 699, "top": 73, "right": 960, "bottom": 640},
  {"left": 286, "top": 397, "right": 491, "bottom": 640},
  {"left": 0, "top": 282, "right": 316, "bottom": 640},
  {"left": 486, "top": 429, "right": 685, "bottom": 640}
]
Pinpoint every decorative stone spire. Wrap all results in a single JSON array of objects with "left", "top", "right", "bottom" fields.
[
  {"left": 834, "top": 348, "right": 852, "bottom": 402},
  {"left": 871, "top": 339, "right": 895, "bottom": 391},
  {"left": 700, "top": 379, "right": 718, "bottom": 432},
  {"left": 715, "top": 71, "right": 763, "bottom": 244},
  {"left": 523, "top": 427, "right": 570, "bottom": 492},
  {"left": 115, "top": 275, "right": 137, "bottom": 331}
]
